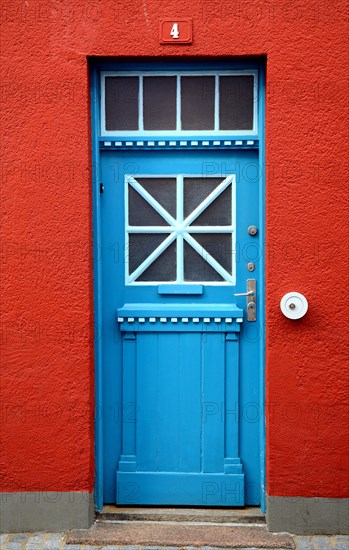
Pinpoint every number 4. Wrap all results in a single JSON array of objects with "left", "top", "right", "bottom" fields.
[{"left": 170, "top": 23, "right": 179, "bottom": 39}]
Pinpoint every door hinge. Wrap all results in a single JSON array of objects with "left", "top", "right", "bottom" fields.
[{"left": 100, "top": 183, "right": 104, "bottom": 194}]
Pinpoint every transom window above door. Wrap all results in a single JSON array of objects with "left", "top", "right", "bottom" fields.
[
  {"left": 101, "top": 71, "right": 258, "bottom": 135},
  {"left": 126, "top": 174, "right": 236, "bottom": 285}
]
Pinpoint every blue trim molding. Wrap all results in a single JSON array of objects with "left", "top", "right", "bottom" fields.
[{"left": 100, "top": 138, "right": 259, "bottom": 151}]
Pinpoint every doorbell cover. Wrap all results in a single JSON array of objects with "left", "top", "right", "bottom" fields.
[{"left": 280, "top": 292, "right": 308, "bottom": 319}]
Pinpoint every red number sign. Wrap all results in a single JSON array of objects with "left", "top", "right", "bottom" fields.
[{"left": 160, "top": 19, "right": 193, "bottom": 44}]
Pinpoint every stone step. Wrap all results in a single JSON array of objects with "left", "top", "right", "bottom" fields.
[
  {"left": 66, "top": 520, "right": 295, "bottom": 549},
  {"left": 98, "top": 506, "right": 266, "bottom": 525}
]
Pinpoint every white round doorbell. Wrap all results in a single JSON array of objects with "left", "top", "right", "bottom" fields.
[{"left": 280, "top": 292, "right": 308, "bottom": 320}]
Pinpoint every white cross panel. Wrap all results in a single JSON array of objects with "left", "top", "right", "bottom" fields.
[{"left": 125, "top": 174, "right": 236, "bottom": 285}]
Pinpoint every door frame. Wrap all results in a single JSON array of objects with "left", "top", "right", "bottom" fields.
[{"left": 89, "top": 58, "right": 266, "bottom": 512}]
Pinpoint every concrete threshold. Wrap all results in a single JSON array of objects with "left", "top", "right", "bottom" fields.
[
  {"left": 66, "top": 520, "right": 295, "bottom": 548},
  {"left": 99, "top": 506, "right": 266, "bottom": 524}
]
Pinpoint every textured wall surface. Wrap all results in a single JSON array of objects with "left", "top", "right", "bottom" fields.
[{"left": 1, "top": 0, "right": 348, "bottom": 499}]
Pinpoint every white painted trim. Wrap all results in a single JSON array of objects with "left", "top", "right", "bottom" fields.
[
  {"left": 214, "top": 74, "right": 219, "bottom": 132},
  {"left": 183, "top": 175, "right": 234, "bottom": 227},
  {"left": 127, "top": 233, "right": 176, "bottom": 283},
  {"left": 126, "top": 174, "right": 236, "bottom": 285},
  {"left": 176, "top": 235, "right": 184, "bottom": 283},
  {"left": 139, "top": 76, "right": 144, "bottom": 131},
  {"left": 127, "top": 281, "right": 232, "bottom": 286},
  {"left": 103, "top": 129, "right": 257, "bottom": 137},
  {"left": 127, "top": 176, "right": 176, "bottom": 226},
  {"left": 124, "top": 175, "right": 130, "bottom": 285},
  {"left": 186, "top": 226, "right": 234, "bottom": 233},
  {"left": 102, "top": 71, "right": 256, "bottom": 76},
  {"left": 100, "top": 70, "right": 258, "bottom": 136},
  {"left": 127, "top": 227, "right": 174, "bottom": 233},
  {"left": 177, "top": 174, "right": 184, "bottom": 225},
  {"left": 184, "top": 233, "right": 234, "bottom": 283},
  {"left": 177, "top": 174, "right": 184, "bottom": 283},
  {"left": 127, "top": 173, "right": 227, "bottom": 178},
  {"left": 177, "top": 75, "right": 181, "bottom": 131},
  {"left": 100, "top": 76, "right": 106, "bottom": 136}
]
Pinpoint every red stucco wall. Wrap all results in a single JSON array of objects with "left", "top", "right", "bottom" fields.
[{"left": 1, "top": 0, "right": 348, "bottom": 499}]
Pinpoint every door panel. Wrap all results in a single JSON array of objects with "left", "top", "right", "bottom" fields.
[
  {"left": 101, "top": 148, "right": 261, "bottom": 505},
  {"left": 116, "top": 312, "right": 243, "bottom": 505}
]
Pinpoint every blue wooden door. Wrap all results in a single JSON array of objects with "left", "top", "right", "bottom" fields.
[{"left": 98, "top": 67, "right": 263, "bottom": 507}]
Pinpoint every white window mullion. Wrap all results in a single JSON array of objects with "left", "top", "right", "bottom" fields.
[
  {"left": 177, "top": 175, "right": 183, "bottom": 224},
  {"left": 125, "top": 228, "right": 129, "bottom": 286},
  {"left": 125, "top": 174, "right": 129, "bottom": 284},
  {"left": 186, "top": 226, "right": 234, "bottom": 233},
  {"left": 231, "top": 176, "right": 236, "bottom": 239},
  {"left": 183, "top": 175, "right": 234, "bottom": 227},
  {"left": 184, "top": 233, "right": 233, "bottom": 283},
  {"left": 139, "top": 76, "right": 143, "bottom": 131},
  {"left": 176, "top": 75, "right": 181, "bottom": 132},
  {"left": 125, "top": 173, "right": 236, "bottom": 285},
  {"left": 128, "top": 176, "right": 177, "bottom": 226},
  {"left": 176, "top": 235, "right": 183, "bottom": 283},
  {"left": 127, "top": 226, "right": 174, "bottom": 233},
  {"left": 102, "top": 70, "right": 258, "bottom": 137},
  {"left": 176, "top": 175, "right": 184, "bottom": 282},
  {"left": 101, "top": 74, "right": 106, "bottom": 134},
  {"left": 128, "top": 233, "right": 176, "bottom": 283},
  {"left": 214, "top": 74, "right": 219, "bottom": 131},
  {"left": 231, "top": 174, "right": 236, "bottom": 285}
]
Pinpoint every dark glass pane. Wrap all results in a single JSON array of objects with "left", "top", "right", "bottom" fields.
[
  {"left": 143, "top": 77, "right": 176, "bottom": 130},
  {"left": 181, "top": 76, "right": 215, "bottom": 130},
  {"left": 137, "top": 178, "right": 176, "bottom": 218},
  {"left": 184, "top": 177, "right": 223, "bottom": 219},
  {"left": 105, "top": 77, "right": 139, "bottom": 131},
  {"left": 137, "top": 241, "right": 176, "bottom": 282},
  {"left": 184, "top": 241, "right": 223, "bottom": 282},
  {"left": 219, "top": 76, "right": 254, "bottom": 130},
  {"left": 128, "top": 186, "right": 169, "bottom": 226},
  {"left": 190, "top": 234, "right": 232, "bottom": 273},
  {"left": 191, "top": 186, "right": 231, "bottom": 226},
  {"left": 128, "top": 234, "right": 168, "bottom": 274}
]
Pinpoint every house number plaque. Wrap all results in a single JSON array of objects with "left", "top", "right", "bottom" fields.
[{"left": 160, "top": 19, "right": 193, "bottom": 44}]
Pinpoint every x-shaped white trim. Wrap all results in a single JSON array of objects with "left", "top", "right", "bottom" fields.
[{"left": 126, "top": 174, "right": 236, "bottom": 284}]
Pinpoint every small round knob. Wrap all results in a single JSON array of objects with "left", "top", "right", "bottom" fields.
[{"left": 248, "top": 225, "right": 258, "bottom": 236}]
